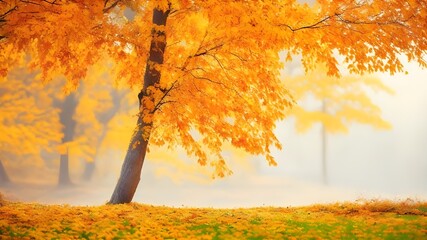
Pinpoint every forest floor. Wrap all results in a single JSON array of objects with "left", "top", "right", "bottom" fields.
[{"left": 1, "top": 194, "right": 426, "bottom": 239}]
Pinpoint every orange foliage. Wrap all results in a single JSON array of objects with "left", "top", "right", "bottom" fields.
[
  {"left": 285, "top": 64, "right": 394, "bottom": 133},
  {"left": 1, "top": 0, "right": 426, "bottom": 177},
  {"left": 0, "top": 0, "right": 106, "bottom": 89}
]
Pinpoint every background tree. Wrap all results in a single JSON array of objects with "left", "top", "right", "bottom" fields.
[
  {"left": 55, "top": 92, "right": 78, "bottom": 186},
  {"left": 74, "top": 67, "right": 129, "bottom": 181},
  {"left": 0, "top": 0, "right": 426, "bottom": 204},
  {"left": 0, "top": 65, "right": 62, "bottom": 185},
  {"left": 284, "top": 64, "right": 394, "bottom": 184},
  {"left": 52, "top": 66, "right": 129, "bottom": 184}
]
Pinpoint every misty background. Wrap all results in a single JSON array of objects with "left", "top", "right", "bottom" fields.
[{"left": 1, "top": 56, "right": 426, "bottom": 208}]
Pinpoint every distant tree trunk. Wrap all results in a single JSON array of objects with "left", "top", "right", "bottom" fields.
[
  {"left": 321, "top": 99, "right": 328, "bottom": 185},
  {"left": 82, "top": 161, "right": 95, "bottom": 181},
  {"left": 82, "top": 90, "right": 124, "bottom": 181},
  {"left": 58, "top": 151, "right": 72, "bottom": 185},
  {"left": 109, "top": 7, "right": 169, "bottom": 204},
  {"left": 56, "top": 92, "right": 78, "bottom": 186},
  {"left": 0, "top": 159, "right": 10, "bottom": 184}
]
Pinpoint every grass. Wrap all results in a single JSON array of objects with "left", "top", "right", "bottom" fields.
[{"left": 0, "top": 196, "right": 426, "bottom": 239}]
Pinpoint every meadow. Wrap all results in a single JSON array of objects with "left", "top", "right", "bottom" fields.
[{"left": 1, "top": 194, "right": 426, "bottom": 239}]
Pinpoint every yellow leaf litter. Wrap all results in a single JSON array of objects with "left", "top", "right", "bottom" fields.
[{"left": 0, "top": 196, "right": 426, "bottom": 239}]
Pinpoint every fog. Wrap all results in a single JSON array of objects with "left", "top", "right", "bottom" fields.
[
  {"left": 134, "top": 60, "right": 427, "bottom": 207},
  {"left": 1, "top": 58, "right": 426, "bottom": 208}
]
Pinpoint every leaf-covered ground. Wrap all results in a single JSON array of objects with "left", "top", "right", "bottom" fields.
[{"left": 0, "top": 196, "right": 426, "bottom": 239}]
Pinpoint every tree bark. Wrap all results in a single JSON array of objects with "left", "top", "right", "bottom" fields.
[
  {"left": 82, "top": 161, "right": 95, "bottom": 181},
  {"left": 58, "top": 152, "right": 72, "bottom": 185},
  {"left": 109, "top": 120, "right": 148, "bottom": 203},
  {"left": 56, "top": 93, "right": 77, "bottom": 186},
  {"left": 0, "top": 159, "right": 10, "bottom": 184},
  {"left": 109, "top": 7, "right": 170, "bottom": 204}
]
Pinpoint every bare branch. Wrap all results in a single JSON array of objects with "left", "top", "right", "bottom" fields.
[
  {"left": 227, "top": 51, "right": 247, "bottom": 62},
  {"left": 335, "top": 13, "right": 414, "bottom": 28},
  {"left": 280, "top": 15, "right": 332, "bottom": 32},
  {"left": 189, "top": 72, "right": 223, "bottom": 85},
  {"left": 176, "top": 29, "right": 224, "bottom": 71},
  {"left": 189, "top": 70, "right": 248, "bottom": 105},
  {"left": 103, "top": 0, "right": 121, "bottom": 13},
  {"left": 169, "top": 5, "right": 200, "bottom": 17},
  {"left": 205, "top": 53, "right": 235, "bottom": 73},
  {"left": 192, "top": 43, "right": 224, "bottom": 58},
  {"left": 280, "top": 5, "right": 416, "bottom": 32},
  {"left": 0, "top": 5, "right": 17, "bottom": 20},
  {"left": 152, "top": 80, "right": 179, "bottom": 113},
  {"left": 41, "top": 0, "right": 59, "bottom": 5},
  {"left": 0, "top": 4, "right": 18, "bottom": 40}
]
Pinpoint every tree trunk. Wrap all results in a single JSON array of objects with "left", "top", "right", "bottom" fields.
[
  {"left": 82, "top": 161, "right": 95, "bottom": 181},
  {"left": 321, "top": 99, "right": 328, "bottom": 185},
  {"left": 58, "top": 152, "right": 72, "bottom": 185},
  {"left": 56, "top": 93, "right": 77, "bottom": 186},
  {"left": 109, "top": 7, "right": 170, "bottom": 204},
  {"left": 0, "top": 159, "right": 10, "bottom": 184},
  {"left": 109, "top": 120, "right": 148, "bottom": 203}
]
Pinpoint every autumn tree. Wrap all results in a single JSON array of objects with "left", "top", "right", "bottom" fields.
[
  {"left": 55, "top": 92, "right": 78, "bottom": 185},
  {"left": 0, "top": 64, "right": 62, "bottom": 185},
  {"left": 284, "top": 64, "right": 394, "bottom": 184},
  {"left": 1, "top": 0, "right": 426, "bottom": 204},
  {"left": 53, "top": 68, "right": 129, "bottom": 184}
]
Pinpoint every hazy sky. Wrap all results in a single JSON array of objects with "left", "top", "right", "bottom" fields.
[{"left": 267, "top": 59, "right": 427, "bottom": 194}]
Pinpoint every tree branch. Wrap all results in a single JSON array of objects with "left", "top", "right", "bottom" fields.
[
  {"left": 335, "top": 13, "right": 414, "bottom": 28},
  {"left": 41, "top": 0, "right": 59, "bottom": 5},
  {"left": 0, "top": 5, "right": 17, "bottom": 20},
  {"left": 227, "top": 51, "right": 247, "bottom": 62},
  {"left": 152, "top": 80, "right": 179, "bottom": 113},
  {"left": 280, "top": 6, "right": 416, "bottom": 32},
  {"left": 103, "top": 0, "right": 121, "bottom": 13},
  {"left": 192, "top": 43, "right": 224, "bottom": 58},
  {"left": 280, "top": 15, "right": 332, "bottom": 32},
  {"left": 19, "top": 0, "right": 59, "bottom": 7},
  {"left": 0, "top": 4, "right": 17, "bottom": 40},
  {"left": 189, "top": 70, "right": 247, "bottom": 105}
]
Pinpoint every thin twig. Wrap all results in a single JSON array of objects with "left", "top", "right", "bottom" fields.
[
  {"left": 281, "top": 15, "right": 332, "bottom": 32},
  {"left": 103, "top": 0, "right": 121, "bottom": 13}
]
